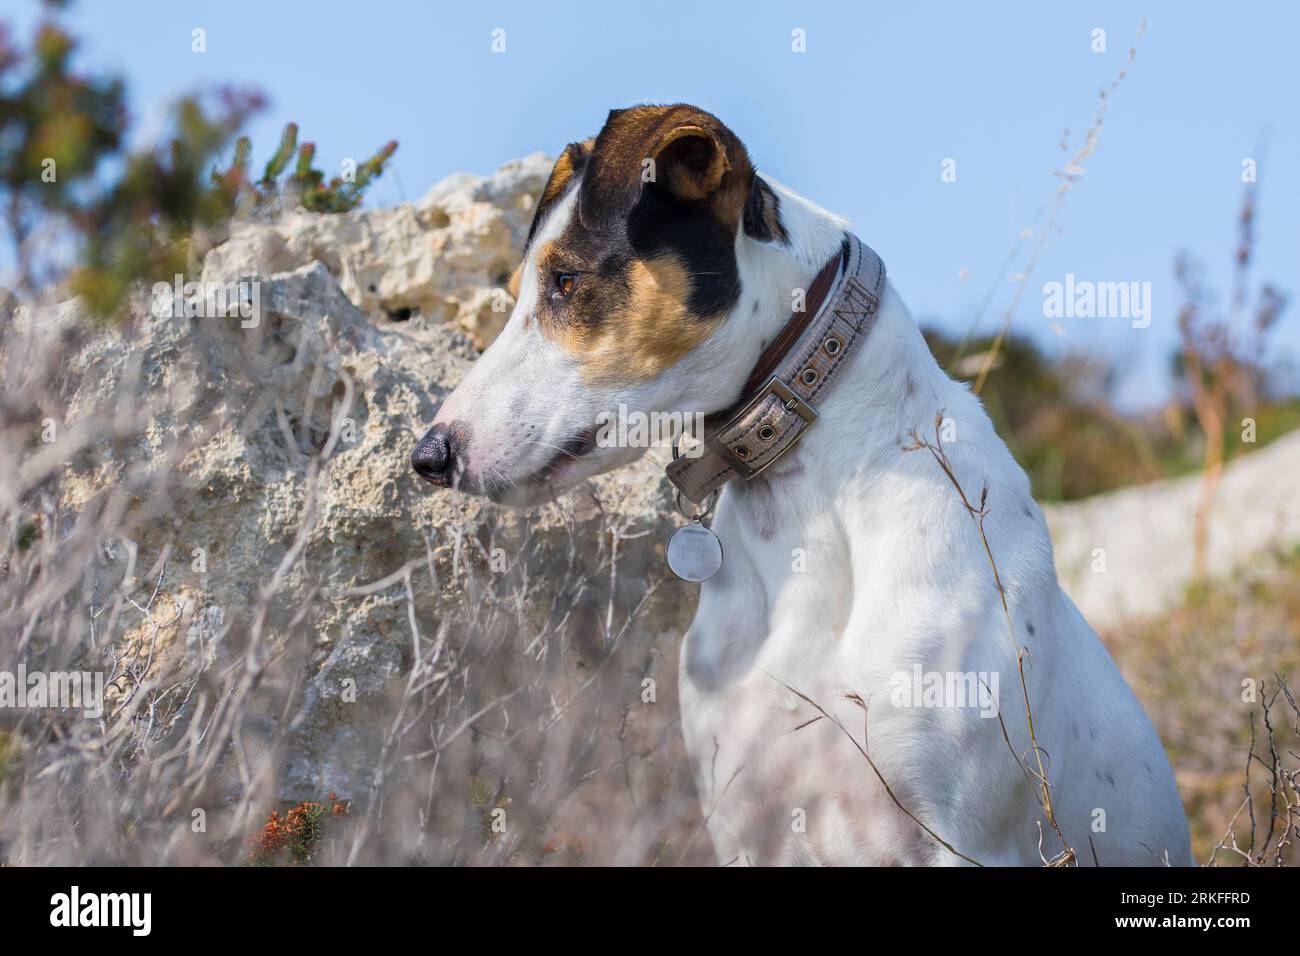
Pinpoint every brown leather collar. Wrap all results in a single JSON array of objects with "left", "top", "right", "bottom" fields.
[
  {"left": 737, "top": 244, "right": 845, "bottom": 399},
  {"left": 666, "top": 232, "right": 886, "bottom": 504}
]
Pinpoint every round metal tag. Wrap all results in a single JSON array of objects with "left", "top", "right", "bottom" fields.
[{"left": 666, "top": 522, "right": 723, "bottom": 582}]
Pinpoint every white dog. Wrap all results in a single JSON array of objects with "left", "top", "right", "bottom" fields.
[{"left": 413, "top": 104, "right": 1191, "bottom": 866}]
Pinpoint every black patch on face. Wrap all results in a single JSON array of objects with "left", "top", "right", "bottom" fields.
[
  {"left": 626, "top": 188, "right": 741, "bottom": 318},
  {"left": 533, "top": 167, "right": 744, "bottom": 332},
  {"left": 531, "top": 215, "right": 631, "bottom": 341},
  {"left": 529, "top": 106, "right": 756, "bottom": 335}
]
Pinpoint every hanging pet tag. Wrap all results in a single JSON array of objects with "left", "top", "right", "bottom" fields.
[{"left": 666, "top": 490, "right": 722, "bottom": 582}]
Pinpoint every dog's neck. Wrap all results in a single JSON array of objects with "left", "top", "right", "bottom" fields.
[{"left": 716, "top": 176, "right": 952, "bottom": 491}]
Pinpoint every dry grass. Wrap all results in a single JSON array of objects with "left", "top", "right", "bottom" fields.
[
  {"left": 0, "top": 293, "right": 706, "bottom": 867},
  {"left": 1103, "top": 547, "right": 1300, "bottom": 865}
]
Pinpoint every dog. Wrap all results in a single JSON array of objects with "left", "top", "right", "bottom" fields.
[{"left": 412, "top": 104, "right": 1192, "bottom": 866}]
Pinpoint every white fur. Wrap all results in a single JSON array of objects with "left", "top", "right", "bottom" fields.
[{"left": 434, "top": 172, "right": 1193, "bottom": 866}]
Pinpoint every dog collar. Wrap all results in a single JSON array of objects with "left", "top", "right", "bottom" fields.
[{"left": 666, "top": 232, "right": 886, "bottom": 504}]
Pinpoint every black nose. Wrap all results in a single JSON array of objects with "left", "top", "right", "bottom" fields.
[{"left": 411, "top": 424, "right": 456, "bottom": 485}]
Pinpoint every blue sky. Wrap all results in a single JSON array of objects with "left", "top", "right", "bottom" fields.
[{"left": 11, "top": 0, "right": 1298, "bottom": 407}]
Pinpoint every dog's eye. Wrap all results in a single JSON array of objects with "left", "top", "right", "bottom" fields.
[{"left": 554, "top": 272, "right": 578, "bottom": 298}]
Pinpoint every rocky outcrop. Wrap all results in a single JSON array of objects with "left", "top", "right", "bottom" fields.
[
  {"left": 24, "top": 155, "right": 695, "bottom": 831},
  {"left": 1044, "top": 430, "right": 1300, "bottom": 629},
  {"left": 201, "top": 152, "right": 553, "bottom": 349}
]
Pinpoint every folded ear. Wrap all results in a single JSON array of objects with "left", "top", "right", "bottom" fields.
[
  {"left": 650, "top": 124, "right": 731, "bottom": 201},
  {"left": 742, "top": 175, "right": 788, "bottom": 244},
  {"left": 579, "top": 105, "right": 752, "bottom": 231}
]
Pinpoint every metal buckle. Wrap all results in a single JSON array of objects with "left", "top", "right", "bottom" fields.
[{"left": 713, "top": 376, "right": 818, "bottom": 477}]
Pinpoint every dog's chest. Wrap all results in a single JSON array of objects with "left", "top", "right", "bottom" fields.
[
  {"left": 678, "top": 608, "right": 936, "bottom": 866},
  {"left": 677, "top": 480, "right": 940, "bottom": 865}
]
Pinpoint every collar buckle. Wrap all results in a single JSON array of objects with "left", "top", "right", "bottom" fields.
[{"left": 712, "top": 375, "right": 818, "bottom": 478}]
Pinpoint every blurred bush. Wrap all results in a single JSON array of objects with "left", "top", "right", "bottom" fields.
[
  {"left": 0, "top": 2, "right": 396, "bottom": 321},
  {"left": 925, "top": 327, "right": 1299, "bottom": 502}
]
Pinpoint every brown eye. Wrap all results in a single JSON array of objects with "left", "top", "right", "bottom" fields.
[{"left": 555, "top": 272, "right": 578, "bottom": 297}]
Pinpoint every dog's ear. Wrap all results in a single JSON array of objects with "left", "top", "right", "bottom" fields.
[
  {"left": 743, "top": 176, "right": 788, "bottom": 244},
  {"left": 579, "top": 105, "right": 753, "bottom": 231},
  {"left": 647, "top": 123, "right": 732, "bottom": 201}
]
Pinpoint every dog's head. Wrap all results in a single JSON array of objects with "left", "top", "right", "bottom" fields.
[{"left": 412, "top": 104, "right": 791, "bottom": 506}]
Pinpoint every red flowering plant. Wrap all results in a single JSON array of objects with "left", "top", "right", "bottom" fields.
[{"left": 251, "top": 792, "right": 351, "bottom": 865}]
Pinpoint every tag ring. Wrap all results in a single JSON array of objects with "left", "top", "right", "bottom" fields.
[{"left": 675, "top": 488, "right": 718, "bottom": 522}]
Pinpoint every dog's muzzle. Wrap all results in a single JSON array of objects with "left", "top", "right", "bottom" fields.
[{"left": 411, "top": 423, "right": 458, "bottom": 486}]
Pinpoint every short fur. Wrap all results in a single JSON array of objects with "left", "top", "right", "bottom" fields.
[{"left": 415, "top": 104, "right": 1192, "bottom": 866}]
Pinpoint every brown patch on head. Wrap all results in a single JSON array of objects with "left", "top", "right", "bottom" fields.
[
  {"left": 578, "top": 104, "right": 753, "bottom": 232},
  {"left": 517, "top": 105, "right": 788, "bottom": 387},
  {"left": 508, "top": 140, "right": 593, "bottom": 303},
  {"left": 521, "top": 140, "right": 594, "bottom": 257},
  {"left": 540, "top": 139, "right": 592, "bottom": 208},
  {"left": 547, "top": 254, "right": 718, "bottom": 386}
]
